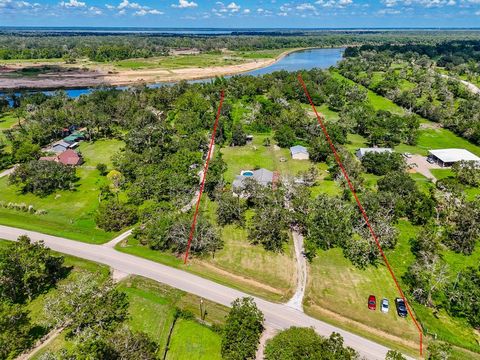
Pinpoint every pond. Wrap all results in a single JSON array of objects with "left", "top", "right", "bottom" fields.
[{"left": 1, "top": 47, "right": 344, "bottom": 100}]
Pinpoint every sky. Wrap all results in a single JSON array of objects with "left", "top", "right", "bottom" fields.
[{"left": 0, "top": 0, "right": 480, "bottom": 28}]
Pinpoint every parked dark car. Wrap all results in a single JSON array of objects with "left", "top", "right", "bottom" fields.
[
  {"left": 368, "top": 295, "right": 376, "bottom": 310},
  {"left": 395, "top": 298, "right": 408, "bottom": 317}
]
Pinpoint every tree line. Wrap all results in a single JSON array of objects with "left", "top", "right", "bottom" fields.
[{"left": 1, "top": 31, "right": 480, "bottom": 61}]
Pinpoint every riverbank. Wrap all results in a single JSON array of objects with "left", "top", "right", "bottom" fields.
[{"left": 0, "top": 48, "right": 302, "bottom": 91}]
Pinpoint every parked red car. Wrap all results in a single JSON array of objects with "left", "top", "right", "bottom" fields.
[{"left": 368, "top": 295, "right": 376, "bottom": 310}]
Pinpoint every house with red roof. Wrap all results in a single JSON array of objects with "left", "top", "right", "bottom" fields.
[
  {"left": 57, "top": 149, "right": 83, "bottom": 166},
  {"left": 39, "top": 149, "right": 83, "bottom": 166}
]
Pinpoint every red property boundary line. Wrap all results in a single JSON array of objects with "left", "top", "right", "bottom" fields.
[
  {"left": 184, "top": 90, "right": 225, "bottom": 264},
  {"left": 297, "top": 74, "right": 424, "bottom": 357}
]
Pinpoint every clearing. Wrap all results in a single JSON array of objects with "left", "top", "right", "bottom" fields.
[{"left": 0, "top": 139, "right": 124, "bottom": 243}]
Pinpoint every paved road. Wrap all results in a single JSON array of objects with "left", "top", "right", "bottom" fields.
[{"left": 0, "top": 225, "right": 416, "bottom": 360}]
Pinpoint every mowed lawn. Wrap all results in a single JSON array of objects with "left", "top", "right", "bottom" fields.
[
  {"left": 118, "top": 276, "right": 227, "bottom": 357},
  {"left": 198, "top": 223, "right": 297, "bottom": 302},
  {"left": 305, "top": 248, "right": 420, "bottom": 355},
  {"left": 395, "top": 126, "right": 480, "bottom": 157},
  {"left": 0, "top": 139, "right": 124, "bottom": 243},
  {"left": 0, "top": 112, "right": 19, "bottom": 130},
  {"left": 167, "top": 319, "right": 222, "bottom": 360},
  {"left": 221, "top": 133, "right": 313, "bottom": 183}
]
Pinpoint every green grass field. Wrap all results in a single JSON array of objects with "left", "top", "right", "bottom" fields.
[
  {"left": 305, "top": 247, "right": 420, "bottom": 351},
  {"left": 330, "top": 71, "right": 405, "bottom": 115},
  {"left": 118, "top": 276, "right": 227, "bottom": 356},
  {"left": 221, "top": 133, "right": 313, "bottom": 183},
  {"left": 113, "top": 49, "right": 292, "bottom": 70},
  {"left": 0, "top": 139, "right": 124, "bottom": 243},
  {"left": 115, "top": 54, "right": 247, "bottom": 70},
  {"left": 167, "top": 319, "right": 222, "bottom": 360},
  {"left": 235, "top": 49, "right": 289, "bottom": 59},
  {"left": 397, "top": 128, "right": 480, "bottom": 157},
  {"left": 0, "top": 112, "right": 19, "bottom": 130}
]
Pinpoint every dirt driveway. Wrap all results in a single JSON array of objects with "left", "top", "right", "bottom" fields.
[{"left": 406, "top": 155, "right": 441, "bottom": 182}]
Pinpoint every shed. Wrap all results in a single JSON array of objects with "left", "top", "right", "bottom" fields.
[
  {"left": 356, "top": 148, "right": 393, "bottom": 159},
  {"left": 290, "top": 145, "right": 309, "bottom": 160},
  {"left": 428, "top": 149, "right": 480, "bottom": 167}
]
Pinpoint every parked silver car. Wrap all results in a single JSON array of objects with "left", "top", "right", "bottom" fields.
[{"left": 381, "top": 298, "right": 389, "bottom": 313}]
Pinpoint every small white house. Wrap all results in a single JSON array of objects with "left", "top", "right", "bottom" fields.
[
  {"left": 290, "top": 145, "right": 309, "bottom": 160},
  {"left": 356, "top": 148, "right": 393, "bottom": 160}
]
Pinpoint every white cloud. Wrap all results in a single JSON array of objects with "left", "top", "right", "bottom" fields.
[
  {"left": 391, "top": 0, "right": 457, "bottom": 6},
  {"left": 105, "top": 3, "right": 115, "bottom": 9},
  {"left": 476, "top": 9, "right": 480, "bottom": 14},
  {"left": 171, "top": 0, "right": 197, "bottom": 8},
  {"left": 227, "top": 1, "right": 240, "bottom": 11},
  {"left": 0, "top": 0, "right": 12, "bottom": 8},
  {"left": 277, "top": 11, "right": 288, "bottom": 15},
  {"left": 118, "top": 0, "right": 143, "bottom": 9},
  {"left": 89, "top": 5, "right": 102, "bottom": 14},
  {"left": 377, "top": 7, "right": 401, "bottom": 13},
  {"left": 134, "top": 8, "right": 163, "bottom": 15},
  {"left": 16, "top": 1, "right": 37, "bottom": 7},
  {"left": 60, "top": 0, "right": 86, "bottom": 8},
  {"left": 296, "top": 3, "right": 316, "bottom": 10},
  {"left": 243, "top": 8, "right": 250, "bottom": 13},
  {"left": 382, "top": 0, "right": 398, "bottom": 6},
  {"left": 315, "top": 0, "right": 353, "bottom": 7}
]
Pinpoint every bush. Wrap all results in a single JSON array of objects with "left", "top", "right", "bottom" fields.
[
  {"left": 95, "top": 200, "right": 138, "bottom": 232},
  {"left": 274, "top": 125, "right": 296, "bottom": 148},
  {"left": 96, "top": 163, "right": 107, "bottom": 175},
  {"left": 361, "top": 151, "right": 405, "bottom": 175}
]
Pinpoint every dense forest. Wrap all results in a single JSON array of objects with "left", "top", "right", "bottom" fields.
[{"left": 1, "top": 30, "right": 480, "bottom": 61}]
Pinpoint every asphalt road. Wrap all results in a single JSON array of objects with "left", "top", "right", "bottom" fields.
[{"left": 0, "top": 225, "right": 416, "bottom": 360}]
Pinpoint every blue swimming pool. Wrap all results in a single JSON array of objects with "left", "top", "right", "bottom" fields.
[{"left": 242, "top": 171, "right": 254, "bottom": 177}]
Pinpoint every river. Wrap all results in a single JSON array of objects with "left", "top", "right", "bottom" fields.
[{"left": 2, "top": 48, "right": 344, "bottom": 100}]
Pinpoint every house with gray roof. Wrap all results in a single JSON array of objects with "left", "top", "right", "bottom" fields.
[
  {"left": 51, "top": 140, "right": 72, "bottom": 154},
  {"left": 290, "top": 145, "right": 309, "bottom": 160},
  {"left": 232, "top": 168, "right": 274, "bottom": 194}
]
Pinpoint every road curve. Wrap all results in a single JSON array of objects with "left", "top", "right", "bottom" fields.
[{"left": 0, "top": 225, "right": 416, "bottom": 360}]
